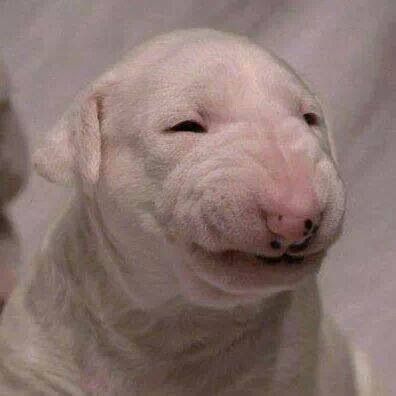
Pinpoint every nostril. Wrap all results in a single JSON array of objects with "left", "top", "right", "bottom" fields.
[
  {"left": 304, "top": 219, "right": 313, "bottom": 230},
  {"left": 270, "top": 240, "right": 282, "bottom": 250},
  {"left": 305, "top": 223, "right": 320, "bottom": 236}
]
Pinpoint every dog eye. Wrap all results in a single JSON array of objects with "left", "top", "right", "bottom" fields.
[
  {"left": 303, "top": 112, "right": 320, "bottom": 126},
  {"left": 168, "top": 120, "right": 206, "bottom": 133}
]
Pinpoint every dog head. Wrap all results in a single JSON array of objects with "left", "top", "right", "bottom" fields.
[{"left": 34, "top": 29, "right": 345, "bottom": 308}]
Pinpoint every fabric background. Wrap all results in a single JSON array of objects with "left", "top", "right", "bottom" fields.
[{"left": 0, "top": 1, "right": 394, "bottom": 393}]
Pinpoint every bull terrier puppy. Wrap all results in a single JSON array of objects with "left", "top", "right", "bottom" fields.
[{"left": 0, "top": 29, "right": 383, "bottom": 395}]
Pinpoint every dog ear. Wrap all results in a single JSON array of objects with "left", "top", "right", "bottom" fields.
[{"left": 33, "top": 90, "right": 104, "bottom": 188}]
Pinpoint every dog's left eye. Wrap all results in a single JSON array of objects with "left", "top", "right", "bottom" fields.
[
  {"left": 167, "top": 120, "right": 206, "bottom": 133},
  {"left": 303, "top": 112, "right": 320, "bottom": 126}
]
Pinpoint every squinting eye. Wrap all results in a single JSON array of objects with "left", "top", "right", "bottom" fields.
[
  {"left": 167, "top": 120, "right": 206, "bottom": 133},
  {"left": 303, "top": 112, "right": 320, "bottom": 126}
]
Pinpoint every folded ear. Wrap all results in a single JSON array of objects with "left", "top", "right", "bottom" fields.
[{"left": 33, "top": 90, "right": 103, "bottom": 188}]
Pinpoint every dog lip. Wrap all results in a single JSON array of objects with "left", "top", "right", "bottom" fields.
[
  {"left": 190, "top": 243, "right": 311, "bottom": 269},
  {"left": 192, "top": 244, "right": 307, "bottom": 265},
  {"left": 187, "top": 244, "right": 322, "bottom": 294},
  {"left": 288, "top": 237, "right": 312, "bottom": 253},
  {"left": 255, "top": 253, "right": 305, "bottom": 265},
  {"left": 255, "top": 254, "right": 283, "bottom": 264}
]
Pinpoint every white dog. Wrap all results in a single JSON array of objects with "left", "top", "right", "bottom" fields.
[{"left": 0, "top": 29, "right": 383, "bottom": 395}]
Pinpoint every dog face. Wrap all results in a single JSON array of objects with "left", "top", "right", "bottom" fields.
[{"left": 35, "top": 30, "right": 345, "bottom": 307}]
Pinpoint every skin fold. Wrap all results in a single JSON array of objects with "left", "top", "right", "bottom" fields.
[{"left": 0, "top": 29, "right": 383, "bottom": 395}]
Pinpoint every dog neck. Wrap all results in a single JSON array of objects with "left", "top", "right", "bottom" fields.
[{"left": 28, "top": 194, "right": 321, "bottom": 394}]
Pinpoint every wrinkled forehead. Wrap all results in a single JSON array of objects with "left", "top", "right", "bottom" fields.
[{"left": 110, "top": 34, "right": 322, "bottom": 130}]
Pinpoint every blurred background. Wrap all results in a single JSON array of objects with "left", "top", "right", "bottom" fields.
[{"left": 0, "top": 0, "right": 395, "bottom": 393}]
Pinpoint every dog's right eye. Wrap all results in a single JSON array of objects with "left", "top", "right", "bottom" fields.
[{"left": 167, "top": 120, "right": 206, "bottom": 133}]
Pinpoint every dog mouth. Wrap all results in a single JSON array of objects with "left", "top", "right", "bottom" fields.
[
  {"left": 191, "top": 244, "right": 313, "bottom": 270},
  {"left": 184, "top": 243, "right": 322, "bottom": 296},
  {"left": 254, "top": 253, "right": 305, "bottom": 265},
  {"left": 215, "top": 249, "right": 309, "bottom": 269},
  {"left": 252, "top": 235, "right": 314, "bottom": 265},
  {"left": 187, "top": 221, "right": 318, "bottom": 271}
]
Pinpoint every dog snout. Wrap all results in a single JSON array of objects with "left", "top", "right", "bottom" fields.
[{"left": 160, "top": 119, "right": 339, "bottom": 257}]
